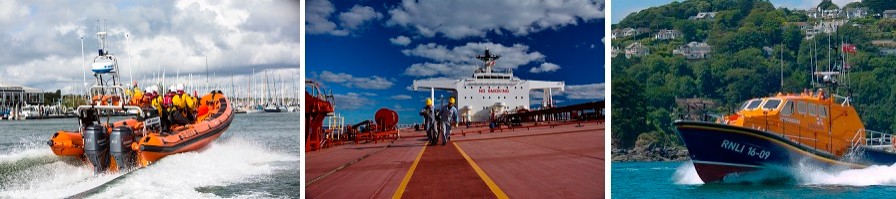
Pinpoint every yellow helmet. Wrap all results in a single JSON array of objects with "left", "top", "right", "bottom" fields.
[
  {"left": 426, "top": 98, "right": 433, "bottom": 106},
  {"left": 449, "top": 97, "right": 456, "bottom": 104}
]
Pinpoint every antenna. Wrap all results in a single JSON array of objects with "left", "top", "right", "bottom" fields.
[
  {"left": 127, "top": 34, "right": 134, "bottom": 85},
  {"left": 80, "top": 36, "right": 87, "bottom": 92},
  {"left": 205, "top": 56, "right": 209, "bottom": 91}
]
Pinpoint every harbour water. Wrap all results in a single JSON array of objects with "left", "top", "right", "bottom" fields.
[
  {"left": 612, "top": 161, "right": 896, "bottom": 198},
  {"left": 0, "top": 112, "right": 299, "bottom": 198}
]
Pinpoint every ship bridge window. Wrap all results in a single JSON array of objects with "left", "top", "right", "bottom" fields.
[
  {"left": 819, "top": 106, "right": 828, "bottom": 118},
  {"left": 797, "top": 101, "right": 806, "bottom": 114},
  {"left": 744, "top": 99, "right": 762, "bottom": 110},
  {"left": 781, "top": 101, "right": 794, "bottom": 116},
  {"left": 762, "top": 99, "right": 782, "bottom": 110}
]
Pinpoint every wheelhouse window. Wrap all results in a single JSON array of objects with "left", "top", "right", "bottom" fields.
[
  {"left": 819, "top": 106, "right": 828, "bottom": 118},
  {"left": 781, "top": 101, "right": 794, "bottom": 116},
  {"left": 808, "top": 104, "right": 817, "bottom": 116},
  {"left": 797, "top": 101, "right": 806, "bottom": 114},
  {"left": 762, "top": 99, "right": 782, "bottom": 110},
  {"left": 744, "top": 99, "right": 762, "bottom": 110}
]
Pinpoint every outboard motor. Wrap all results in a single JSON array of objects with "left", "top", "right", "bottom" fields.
[
  {"left": 110, "top": 126, "right": 136, "bottom": 170},
  {"left": 83, "top": 124, "right": 110, "bottom": 173}
]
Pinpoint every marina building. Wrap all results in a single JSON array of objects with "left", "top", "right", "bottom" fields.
[{"left": 0, "top": 82, "right": 45, "bottom": 106}]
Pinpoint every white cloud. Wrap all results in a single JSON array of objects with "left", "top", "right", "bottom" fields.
[
  {"left": 390, "top": 94, "right": 412, "bottom": 100},
  {"left": 389, "top": 35, "right": 412, "bottom": 46},
  {"left": 338, "top": 5, "right": 382, "bottom": 30},
  {"left": 0, "top": 1, "right": 31, "bottom": 26},
  {"left": 306, "top": 0, "right": 345, "bottom": 35},
  {"left": 386, "top": 0, "right": 604, "bottom": 39},
  {"left": 318, "top": 70, "right": 394, "bottom": 90},
  {"left": 333, "top": 92, "right": 374, "bottom": 110},
  {"left": 563, "top": 83, "right": 604, "bottom": 100},
  {"left": 529, "top": 62, "right": 560, "bottom": 73},
  {"left": 0, "top": 0, "right": 300, "bottom": 93},
  {"left": 306, "top": 0, "right": 381, "bottom": 36},
  {"left": 401, "top": 42, "right": 549, "bottom": 77}
]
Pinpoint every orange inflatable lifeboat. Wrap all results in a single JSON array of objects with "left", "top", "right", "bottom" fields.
[{"left": 48, "top": 91, "right": 233, "bottom": 173}]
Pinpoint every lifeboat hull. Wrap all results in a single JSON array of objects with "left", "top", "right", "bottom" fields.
[
  {"left": 674, "top": 120, "right": 867, "bottom": 183},
  {"left": 136, "top": 94, "right": 234, "bottom": 166},
  {"left": 49, "top": 130, "right": 85, "bottom": 157},
  {"left": 137, "top": 120, "right": 231, "bottom": 166}
]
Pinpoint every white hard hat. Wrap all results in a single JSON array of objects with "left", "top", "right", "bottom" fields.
[
  {"left": 176, "top": 83, "right": 185, "bottom": 91},
  {"left": 168, "top": 86, "right": 175, "bottom": 92}
]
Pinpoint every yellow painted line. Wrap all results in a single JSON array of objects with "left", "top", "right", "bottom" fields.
[
  {"left": 392, "top": 143, "right": 427, "bottom": 199},
  {"left": 453, "top": 142, "right": 510, "bottom": 199}
]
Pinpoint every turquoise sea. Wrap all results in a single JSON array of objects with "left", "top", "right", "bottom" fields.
[{"left": 612, "top": 161, "right": 896, "bottom": 198}]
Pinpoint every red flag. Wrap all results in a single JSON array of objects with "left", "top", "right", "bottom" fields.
[{"left": 842, "top": 43, "right": 857, "bottom": 54}]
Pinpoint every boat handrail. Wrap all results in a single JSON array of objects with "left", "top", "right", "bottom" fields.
[
  {"left": 833, "top": 94, "right": 850, "bottom": 106},
  {"left": 87, "top": 85, "right": 129, "bottom": 105},
  {"left": 850, "top": 129, "right": 894, "bottom": 151}
]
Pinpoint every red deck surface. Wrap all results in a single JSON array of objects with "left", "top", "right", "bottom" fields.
[
  {"left": 401, "top": 144, "right": 496, "bottom": 199},
  {"left": 306, "top": 122, "right": 605, "bottom": 199}
]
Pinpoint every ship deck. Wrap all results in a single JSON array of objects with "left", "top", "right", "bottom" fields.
[{"left": 306, "top": 121, "right": 604, "bottom": 198}]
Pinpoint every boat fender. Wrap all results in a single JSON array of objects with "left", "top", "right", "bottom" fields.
[
  {"left": 83, "top": 124, "right": 110, "bottom": 173},
  {"left": 110, "top": 126, "right": 136, "bottom": 170}
]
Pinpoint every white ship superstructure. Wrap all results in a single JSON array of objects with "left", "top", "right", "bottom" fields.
[{"left": 413, "top": 49, "right": 564, "bottom": 122}]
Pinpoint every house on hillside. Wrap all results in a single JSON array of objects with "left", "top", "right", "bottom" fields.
[
  {"left": 806, "top": 7, "right": 847, "bottom": 19},
  {"left": 625, "top": 42, "right": 649, "bottom": 58},
  {"left": 690, "top": 12, "right": 717, "bottom": 20},
  {"left": 807, "top": 9, "right": 819, "bottom": 18},
  {"left": 673, "top": 42, "right": 711, "bottom": 60},
  {"left": 611, "top": 29, "right": 622, "bottom": 39},
  {"left": 845, "top": 7, "right": 868, "bottom": 19},
  {"left": 884, "top": 10, "right": 896, "bottom": 19},
  {"left": 655, "top": 29, "right": 682, "bottom": 40},
  {"left": 611, "top": 46, "right": 620, "bottom": 58},
  {"left": 805, "top": 20, "right": 845, "bottom": 39},
  {"left": 612, "top": 28, "right": 650, "bottom": 39},
  {"left": 822, "top": 9, "right": 843, "bottom": 19}
]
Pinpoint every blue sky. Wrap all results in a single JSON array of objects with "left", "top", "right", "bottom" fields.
[
  {"left": 307, "top": 0, "right": 605, "bottom": 124},
  {"left": 612, "top": 0, "right": 861, "bottom": 24}
]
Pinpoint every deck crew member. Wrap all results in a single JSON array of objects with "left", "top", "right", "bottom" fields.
[
  {"left": 438, "top": 97, "right": 459, "bottom": 145},
  {"left": 419, "top": 98, "right": 436, "bottom": 145},
  {"left": 151, "top": 86, "right": 173, "bottom": 134},
  {"left": 168, "top": 85, "right": 189, "bottom": 126},
  {"left": 130, "top": 85, "right": 143, "bottom": 106},
  {"left": 173, "top": 83, "right": 196, "bottom": 122}
]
